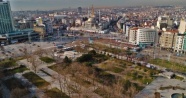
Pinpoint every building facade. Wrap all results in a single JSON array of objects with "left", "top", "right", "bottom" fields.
[
  {"left": 136, "top": 28, "right": 157, "bottom": 47},
  {"left": 174, "top": 34, "right": 185, "bottom": 53},
  {"left": 44, "top": 20, "right": 53, "bottom": 34},
  {"left": 128, "top": 27, "right": 138, "bottom": 45},
  {"left": 183, "top": 33, "right": 186, "bottom": 53},
  {"left": 0, "top": 1, "right": 14, "bottom": 35},
  {"left": 128, "top": 27, "right": 157, "bottom": 47},
  {"left": 159, "top": 30, "right": 177, "bottom": 49},
  {"left": 33, "top": 25, "right": 46, "bottom": 37}
]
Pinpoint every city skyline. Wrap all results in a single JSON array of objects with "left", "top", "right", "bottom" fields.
[{"left": 8, "top": 0, "right": 186, "bottom": 11}]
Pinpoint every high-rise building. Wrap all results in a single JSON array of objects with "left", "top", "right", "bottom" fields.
[
  {"left": 0, "top": 0, "right": 14, "bottom": 35},
  {"left": 77, "top": 7, "right": 82, "bottom": 14},
  {"left": 178, "top": 19, "right": 186, "bottom": 34}
]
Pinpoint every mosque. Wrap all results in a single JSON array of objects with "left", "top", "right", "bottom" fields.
[{"left": 85, "top": 5, "right": 97, "bottom": 29}]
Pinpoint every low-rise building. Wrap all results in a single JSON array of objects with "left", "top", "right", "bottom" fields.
[{"left": 33, "top": 25, "right": 46, "bottom": 37}]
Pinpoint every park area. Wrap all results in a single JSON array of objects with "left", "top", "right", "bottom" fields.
[
  {"left": 48, "top": 50, "right": 159, "bottom": 98},
  {"left": 150, "top": 58, "right": 186, "bottom": 73},
  {"left": 45, "top": 88, "right": 70, "bottom": 98},
  {"left": 23, "top": 72, "right": 50, "bottom": 89}
]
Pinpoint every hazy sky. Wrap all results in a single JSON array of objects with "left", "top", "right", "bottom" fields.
[{"left": 7, "top": 0, "right": 186, "bottom": 11}]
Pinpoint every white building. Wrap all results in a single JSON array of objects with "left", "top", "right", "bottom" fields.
[
  {"left": 75, "top": 18, "right": 82, "bottom": 26},
  {"left": 174, "top": 18, "right": 186, "bottom": 54},
  {"left": 129, "top": 27, "right": 157, "bottom": 47},
  {"left": 156, "top": 15, "right": 173, "bottom": 30},
  {"left": 129, "top": 27, "right": 138, "bottom": 45},
  {"left": 36, "top": 17, "right": 43, "bottom": 26},
  {"left": 174, "top": 35, "right": 185, "bottom": 53}
]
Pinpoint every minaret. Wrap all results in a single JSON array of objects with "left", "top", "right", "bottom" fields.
[
  {"left": 88, "top": 7, "right": 90, "bottom": 18},
  {"left": 91, "top": 5, "right": 95, "bottom": 18},
  {"left": 99, "top": 10, "right": 101, "bottom": 22}
]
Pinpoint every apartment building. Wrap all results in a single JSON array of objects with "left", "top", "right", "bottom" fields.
[{"left": 159, "top": 30, "right": 177, "bottom": 50}]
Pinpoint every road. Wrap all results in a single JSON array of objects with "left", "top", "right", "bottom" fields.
[{"left": 140, "top": 47, "right": 186, "bottom": 65}]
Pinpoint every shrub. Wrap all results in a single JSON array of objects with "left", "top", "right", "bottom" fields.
[
  {"left": 85, "top": 62, "right": 93, "bottom": 67},
  {"left": 76, "top": 54, "right": 93, "bottom": 62},
  {"left": 63, "top": 56, "right": 72, "bottom": 64},
  {"left": 88, "top": 50, "right": 96, "bottom": 55}
]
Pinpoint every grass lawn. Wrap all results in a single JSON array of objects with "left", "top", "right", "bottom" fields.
[
  {"left": 45, "top": 88, "right": 70, "bottom": 98},
  {"left": 97, "top": 60, "right": 124, "bottom": 73},
  {"left": 71, "top": 77, "right": 92, "bottom": 88},
  {"left": 0, "top": 59, "right": 17, "bottom": 69},
  {"left": 173, "top": 75, "right": 184, "bottom": 81},
  {"left": 3, "top": 65, "right": 28, "bottom": 76},
  {"left": 94, "top": 88, "right": 110, "bottom": 98},
  {"left": 110, "top": 67, "right": 124, "bottom": 73},
  {"left": 23, "top": 72, "right": 50, "bottom": 89},
  {"left": 39, "top": 57, "right": 55, "bottom": 63},
  {"left": 48, "top": 65, "right": 56, "bottom": 70},
  {"left": 150, "top": 58, "right": 186, "bottom": 73}
]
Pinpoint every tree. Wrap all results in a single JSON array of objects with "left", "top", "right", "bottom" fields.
[
  {"left": 113, "top": 78, "right": 124, "bottom": 97},
  {"left": 33, "top": 48, "right": 45, "bottom": 57},
  {"left": 76, "top": 54, "right": 93, "bottom": 62},
  {"left": 63, "top": 56, "right": 72, "bottom": 65},
  {"left": 88, "top": 50, "right": 96, "bottom": 55},
  {"left": 23, "top": 48, "right": 29, "bottom": 61},
  {"left": 30, "top": 55, "right": 38, "bottom": 73},
  {"left": 10, "top": 88, "right": 28, "bottom": 98}
]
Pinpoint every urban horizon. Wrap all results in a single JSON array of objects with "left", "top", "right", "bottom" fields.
[
  {"left": 9, "top": 0, "right": 186, "bottom": 11},
  {"left": 1, "top": 0, "right": 186, "bottom": 98}
]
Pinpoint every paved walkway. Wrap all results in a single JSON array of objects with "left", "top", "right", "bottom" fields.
[{"left": 135, "top": 77, "right": 186, "bottom": 98}]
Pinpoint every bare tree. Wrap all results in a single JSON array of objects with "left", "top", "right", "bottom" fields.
[
  {"left": 30, "top": 55, "right": 38, "bottom": 73},
  {"left": 54, "top": 65, "right": 68, "bottom": 97},
  {"left": 0, "top": 46, "right": 5, "bottom": 51},
  {"left": 23, "top": 48, "right": 29, "bottom": 61},
  {"left": 128, "top": 85, "right": 137, "bottom": 98},
  {"left": 33, "top": 48, "right": 45, "bottom": 57},
  {"left": 10, "top": 88, "right": 28, "bottom": 98},
  {"left": 112, "top": 78, "right": 124, "bottom": 98}
]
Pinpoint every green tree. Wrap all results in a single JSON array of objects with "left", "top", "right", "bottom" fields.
[
  {"left": 63, "top": 56, "right": 72, "bottom": 64},
  {"left": 88, "top": 50, "right": 96, "bottom": 55},
  {"left": 76, "top": 54, "right": 93, "bottom": 62}
]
